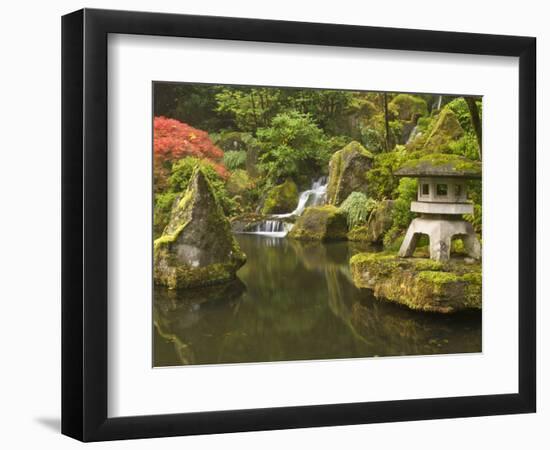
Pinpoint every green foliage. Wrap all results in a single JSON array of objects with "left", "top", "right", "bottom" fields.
[
  {"left": 215, "top": 88, "right": 282, "bottom": 130},
  {"left": 391, "top": 177, "right": 418, "bottom": 229},
  {"left": 445, "top": 97, "right": 475, "bottom": 132},
  {"left": 416, "top": 116, "right": 432, "bottom": 132},
  {"left": 256, "top": 111, "right": 330, "bottom": 184},
  {"left": 167, "top": 157, "right": 237, "bottom": 216},
  {"left": 360, "top": 127, "right": 385, "bottom": 153},
  {"left": 339, "top": 192, "right": 377, "bottom": 229},
  {"left": 366, "top": 146, "right": 407, "bottom": 200},
  {"left": 222, "top": 150, "right": 247, "bottom": 170},
  {"left": 448, "top": 132, "right": 480, "bottom": 160}
]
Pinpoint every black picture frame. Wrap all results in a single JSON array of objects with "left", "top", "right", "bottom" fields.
[{"left": 61, "top": 8, "right": 536, "bottom": 442}]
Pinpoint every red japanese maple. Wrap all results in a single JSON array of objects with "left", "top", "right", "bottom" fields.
[
  {"left": 153, "top": 116, "right": 227, "bottom": 189},
  {"left": 153, "top": 116, "right": 227, "bottom": 177}
]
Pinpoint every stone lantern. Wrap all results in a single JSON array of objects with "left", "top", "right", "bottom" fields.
[{"left": 394, "top": 155, "right": 481, "bottom": 261}]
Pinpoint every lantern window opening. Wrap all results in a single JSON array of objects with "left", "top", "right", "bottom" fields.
[{"left": 436, "top": 183, "right": 448, "bottom": 197}]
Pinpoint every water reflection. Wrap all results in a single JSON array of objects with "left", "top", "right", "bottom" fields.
[{"left": 154, "top": 235, "right": 481, "bottom": 366}]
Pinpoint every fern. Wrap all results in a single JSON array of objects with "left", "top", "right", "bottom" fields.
[{"left": 339, "top": 192, "right": 377, "bottom": 229}]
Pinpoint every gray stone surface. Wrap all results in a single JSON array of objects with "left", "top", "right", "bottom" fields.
[{"left": 398, "top": 217, "right": 481, "bottom": 261}]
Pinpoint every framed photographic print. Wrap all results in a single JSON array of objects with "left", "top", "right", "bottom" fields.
[{"left": 61, "top": 8, "right": 536, "bottom": 442}]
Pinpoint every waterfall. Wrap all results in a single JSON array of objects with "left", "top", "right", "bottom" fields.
[
  {"left": 240, "top": 177, "right": 328, "bottom": 238},
  {"left": 406, "top": 125, "right": 420, "bottom": 144},
  {"left": 274, "top": 176, "right": 327, "bottom": 219},
  {"left": 251, "top": 220, "right": 294, "bottom": 237}
]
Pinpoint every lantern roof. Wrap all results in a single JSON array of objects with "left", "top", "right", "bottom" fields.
[{"left": 395, "top": 153, "right": 481, "bottom": 179}]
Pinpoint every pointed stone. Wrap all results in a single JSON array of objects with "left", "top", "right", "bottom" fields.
[
  {"left": 326, "top": 141, "right": 373, "bottom": 206},
  {"left": 154, "top": 167, "right": 246, "bottom": 289}
]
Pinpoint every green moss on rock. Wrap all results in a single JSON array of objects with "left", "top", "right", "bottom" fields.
[
  {"left": 423, "top": 108, "right": 464, "bottom": 152},
  {"left": 154, "top": 167, "right": 246, "bottom": 289},
  {"left": 395, "top": 152, "right": 481, "bottom": 178},
  {"left": 288, "top": 205, "right": 348, "bottom": 241},
  {"left": 327, "top": 141, "right": 374, "bottom": 206},
  {"left": 389, "top": 94, "right": 428, "bottom": 121},
  {"left": 261, "top": 178, "right": 299, "bottom": 214},
  {"left": 350, "top": 253, "right": 481, "bottom": 313}
]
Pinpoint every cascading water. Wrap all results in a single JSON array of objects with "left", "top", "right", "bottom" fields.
[
  {"left": 274, "top": 176, "right": 327, "bottom": 219},
  {"left": 406, "top": 125, "right": 420, "bottom": 144},
  {"left": 244, "top": 177, "right": 328, "bottom": 238}
]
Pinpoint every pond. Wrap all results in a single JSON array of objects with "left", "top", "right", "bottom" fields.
[{"left": 153, "top": 234, "right": 481, "bottom": 366}]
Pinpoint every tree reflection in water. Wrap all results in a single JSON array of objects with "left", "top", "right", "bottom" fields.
[{"left": 154, "top": 234, "right": 481, "bottom": 366}]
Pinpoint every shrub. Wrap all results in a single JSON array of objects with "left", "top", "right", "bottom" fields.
[
  {"left": 153, "top": 116, "right": 227, "bottom": 192},
  {"left": 256, "top": 111, "right": 330, "bottom": 183},
  {"left": 391, "top": 177, "right": 418, "bottom": 229},
  {"left": 223, "top": 150, "right": 247, "bottom": 170},
  {"left": 339, "top": 192, "right": 377, "bottom": 229},
  {"left": 448, "top": 132, "right": 480, "bottom": 160},
  {"left": 366, "top": 146, "right": 407, "bottom": 200},
  {"left": 167, "top": 157, "right": 237, "bottom": 216}
]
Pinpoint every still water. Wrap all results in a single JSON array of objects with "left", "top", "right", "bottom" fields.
[{"left": 153, "top": 235, "right": 481, "bottom": 366}]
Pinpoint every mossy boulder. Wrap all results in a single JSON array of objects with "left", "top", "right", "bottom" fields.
[
  {"left": 348, "top": 200, "right": 394, "bottom": 243},
  {"left": 327, "top": 141, "right": 374, "bottom": 206},
  {"left": 154, "top": 168, "right": 246, "bottom": 289},
  {"left": 288, "top": 205, "right": 348, "bottom": 241},
  {"left": 226, "top": 169, "right": 254, "bottom": 197},
  {"left": 261, "top": 178, "right": 299, "bottom": 214},
  {"left": 422, "top": 108, "right": 464, "bottom": 152},
  {"left": 350, "top": 253, "right": 481, "bottom": 313},
  {"left": 389, "top": 94, "right": 428, "bottom": 122}
]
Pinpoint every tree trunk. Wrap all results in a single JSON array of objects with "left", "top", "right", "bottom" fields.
[
  {"left": 384, "top": 93, "right": 390, "bottom": 151},
  {"left": 465, "top": 96, "right": 482, "bottom": 160}
]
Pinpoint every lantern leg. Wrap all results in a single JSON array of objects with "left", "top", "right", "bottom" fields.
[
  {"left": 398, "top": 220, "right": 421, "bottom": 257},
  {"left": 462, "top": 223, "right": 481, "bottom": 260}
]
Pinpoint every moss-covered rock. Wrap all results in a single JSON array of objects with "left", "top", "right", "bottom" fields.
[
  {"left": 389, "top": 94, "right": 428, "bottom": 122},
  {"left": 226, "top": 169, "right": 254, "bottom": 197},
  {"left": 327, "top": 141, "right": 374, "bottom": 206},
  {"left": 288, "top": 205, "right": 348, "bottom": 241},
  {"left": 154, "top": 168, "right": 246, "bottom": 289},
  {"left": 422, "top": 108, "right": 464, "bottom": 152},
  {"left": 348, "top": 200, "right": 394, "bottom": 243},
  {"left": 261, "top": 178, "right": 299, "bottom": 214},
  {"left": 350, "top": 253, "right": 481, "bottom": 313}
]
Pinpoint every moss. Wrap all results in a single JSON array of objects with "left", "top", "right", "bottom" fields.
[
  {"left": 347, "top": 225, "right": 369, "bottom": 241},
  {"left": 154, "top": 167, "right": 246, "bottom": 289},
  {"left": 261, "top": 178, "right": 299, "bottom": 214},
  {"left": 327, "top": 141, "right": 374, "bottom": 205},
  {"left": 417, "top": 270, "right": 460, "bottom": 284},
  {"left": 226, "top": 169, "right": 254, "bottom": 196},
  {"left": 413, "top": 259, "right": 444, "bottom": 272},
  {"left": 289, "top": 205, "right": 348, "bottom": 241},
  {"left": 396, "top": 152, "right": 481, "bottom": 178},
  {"left": 350, "top": 253, "right": 481, "bottom": 313},
  {"left": 423, "top": 108, "right": 464, "bottom": 152},
  {"left": 389, "top": 94, "right": 428, "bottom": 121}
]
